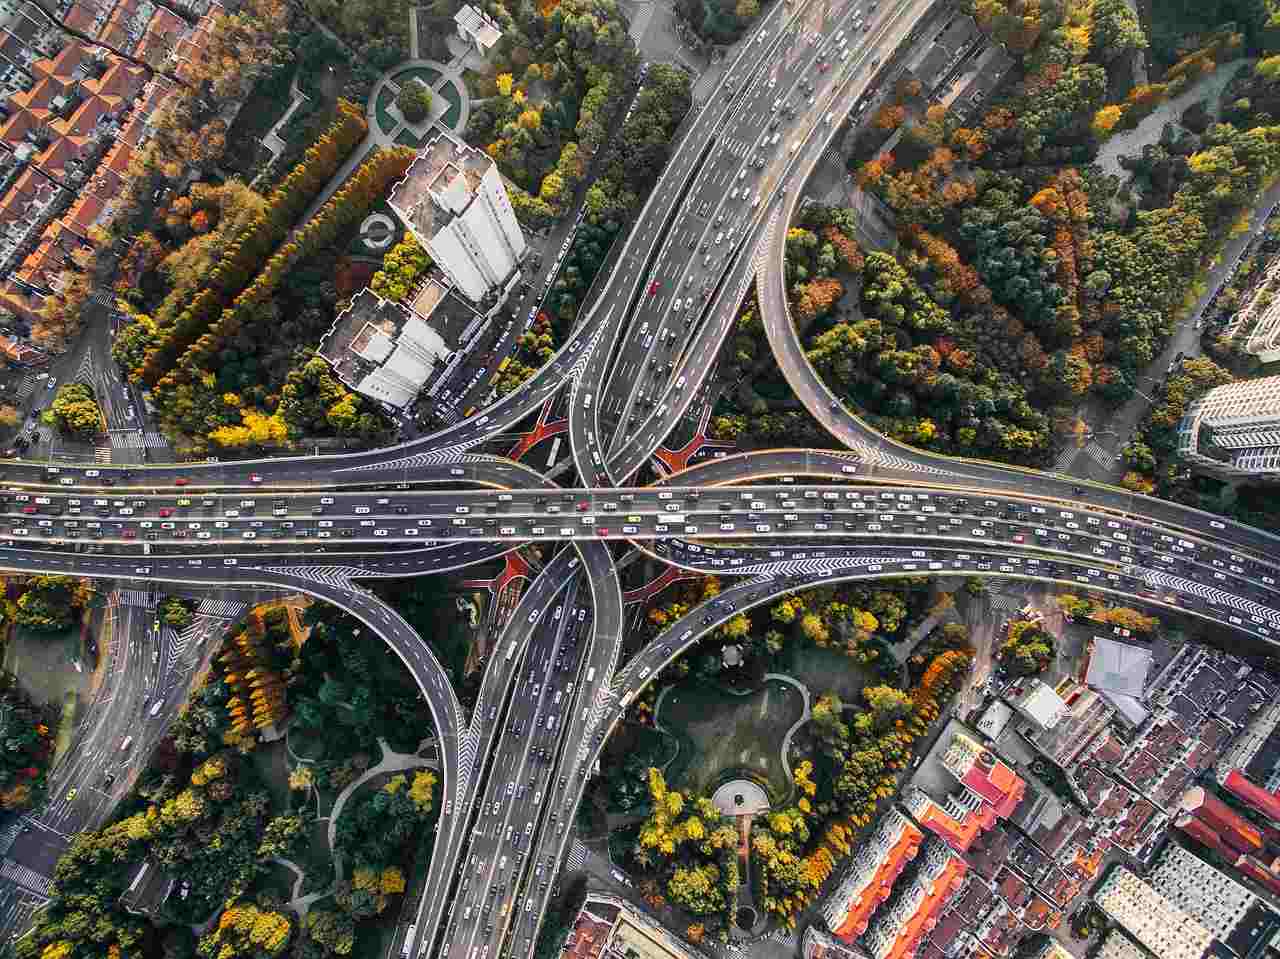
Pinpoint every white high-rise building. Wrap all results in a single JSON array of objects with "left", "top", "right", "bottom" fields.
[
  {"left": 388, "top": 132, "right": 526, "bottom": 304},
  {"left": 1093, "top": 866, "right": 1214, "bottom": 959},
  {"left": 1176, "top": 375, "right": 1280, "bottom": 478}
]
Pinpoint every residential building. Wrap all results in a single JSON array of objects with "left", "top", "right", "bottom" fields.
[
  {"left": 905, "top": 731, "right": 1025, "bottom": 854},
  {"left": 1177, "top": 375, "right": 1280, "bottom": 478},
  {"left": 1096, "top": 930, "right": 1153, "bottom": 959},
  {"left": 822, "top": 807, "right": 923, "bottom": 941},
  {"left": 862, "top": 839, "right": 968, "bottom": 959},
  {"left": 455, "top": 4, "right": 502, "bottom": 55},
  {"left": 1147, "top": 843, "right": 1280, "bottom": 959},
  {"left": 804, "top": 928, "right": 872, "bottom": 959},
  {"left": 1093, "top": 866, "right": 1214, "bottom": 959},
  {"left": 558, "top": 894, "right": 702, "bottom": 959},
  {"left": 317, "top": 288, "right": 453, "bottom": 410},
  {"left": 388, "top": 132, "right": 527, "bottom": 304}
]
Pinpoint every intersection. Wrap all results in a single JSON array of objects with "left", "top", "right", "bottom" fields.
[{"left": 0, "top": 0, "right": 1277, "bottom": 957}]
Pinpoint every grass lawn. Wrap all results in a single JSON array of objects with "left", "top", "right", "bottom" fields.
[
  {"left": 223, "top": 68, "right": 295, "bottom": 176},
  {"left": 786, "top": 646, "right": 877, "bottom": 703},
  {"left": 300, "top": 819, "right": 335, "bottom": 894},
  {"left": 656, "top": 679, "right": 803, "bottom": 798},
  {"left": 438, "top": 80, "right": 463, "bottom": 129},
  {"left": 392, "top": 66, "right": 443, "bottom": 89},
  {"left": 7, "top": 624, "right": 87, "bottom": 716},
  {"left": 250, "top": 740, "right": 292, "bottom": 811},
  {"left": 375, "top": 86, "right": 397, "bottom": 136},
  {"left": 257, "top": 861, "right": 298, "bottom": 901}
]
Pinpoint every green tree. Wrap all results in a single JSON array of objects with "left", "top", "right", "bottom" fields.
[{"left": 395, "top": 80, "right": 432, "bottom": 122}]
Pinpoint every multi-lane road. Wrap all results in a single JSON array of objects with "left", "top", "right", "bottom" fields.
[{"left": 0, "top": 0, "right": 1278, "bottom": 956}]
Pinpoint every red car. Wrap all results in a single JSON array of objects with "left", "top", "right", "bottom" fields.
[
  {"left": 21, "top": 506, "right": 35, "bottom": 514},
  {"left": 648, "top": 280, "right": 660, "bottom": 296},
  {"left": 249, "top": 474, "right": 262, "bottom": 484},
  {"left": 122, "top": 530, "right": 136, "bottom": 539},
  {"left": 597, "top": 528, "right": 610, "bottom": 536},
  {"left": 158, "top": 508, "right": 173, "bottom": 517},
  {"left": 174, "top": 478, "right": 189, "bottom": 487},
  {"left": 575, "top": 502, "right": 590, "bottom": 512}
]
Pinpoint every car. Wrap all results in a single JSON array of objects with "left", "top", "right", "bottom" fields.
[
  {"left": 65, "top": 787, "right": 77, "bottom": 801},
  {"left": 249, "top": 474, "right": 262, "bottom": 483},
  {"left": 648, "top": 280, "right": 660, "bottom": 295},
  {"left": 174, "top": 478, "right": 189, "bottom": 486}
]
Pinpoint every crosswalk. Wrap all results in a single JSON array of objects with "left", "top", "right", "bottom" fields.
[
  {"left": 565, "top": 839, "right": 588, "bottom": 870},
  {"left": 11, "top": 375, "right": 35, "bottom": 404},
  {"left": 821, "top": 145, "right": 846, "bottom": 174},
  {"left": 108, "top": 430, "right": 168, "bottom": 451},
  {"left": 1053, "top": 444, "right": 1079, "bottom": 472},
  {"left": 115, "top": 589, "right": 153, "bottom": 608},
  {"left": 988, "top": 592, "right": 1022, "bottom": 614},
  {"left": 0, "top": 820, "right": 22, "bottom": 857},
  {"left": 0, "top": 859, "right": 50, "bottom": 897},
  {"left": 94, "top": 445, "right": 112, "bottom": 463},
  {"left": 196, "top": 598, "right": 246, "bottom": 619},
  {"left": 1084, "top": 441, "right": 1117, "bottom": 472}
]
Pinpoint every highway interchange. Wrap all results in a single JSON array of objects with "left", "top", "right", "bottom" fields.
[{"left": 1, "top": 0, "right": 1279, "bottom": 955}]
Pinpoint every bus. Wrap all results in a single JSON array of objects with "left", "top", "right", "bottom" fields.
[
  {"left": 506, "top": 642, "right": 517, "bottom": 662},
  {"left": 400, "top": 924, "right": 417, "bottom": 959}
]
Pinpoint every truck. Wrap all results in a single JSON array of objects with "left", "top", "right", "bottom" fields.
[{"left": 400, "top": 924, "right": 416, "bottom": 959}]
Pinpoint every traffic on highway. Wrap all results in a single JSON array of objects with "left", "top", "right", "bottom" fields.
[{"left": 4, "top": 0, "right": 1279, "bottom": 955}]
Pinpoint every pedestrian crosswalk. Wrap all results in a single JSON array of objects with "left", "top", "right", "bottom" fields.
[
  {"left": 196, "top": 598, "right": 246, "bottom": 619},
  {"left": 11, "top": 375, "right": 35, "bottom": 404},
  {"left": 87, "top": 290, "right": 114, "bottom": 307},
  {"left": 108, "top": 430, "right": 168, "bottom": 451},
  {"left": 94, "top": 445, "right": 112, "bottom": 463},
  {"left": 821, "top": 145, "right": 847, "bottom": 174},
  {"left": 0, "top": 820, "right": 22, "bottom": 856},
  {"left": 565, "top": 839, "right": 588, "bottom": 870},
  {"left": 0, "top": 859, "right": 49, "bottom": 897},
  {"left": 115, "top": 589, "right": 153, "bottom": 608},
  {"left": 988, "top": 592, "right": 1022, "bottom": 614},
  {"left": 1084, "top": 441, "right": 1118, "bottom": 472},
  {"left": 1053, "top": 444, "right": 1079, "bottom": 472}
]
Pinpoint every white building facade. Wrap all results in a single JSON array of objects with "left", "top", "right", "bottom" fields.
[
  {"left": 389, "top": 133, "right": 526, "bottom": 304},
  {"left": 1176, "top": 375, "right": 1280, "bottom": 478}
]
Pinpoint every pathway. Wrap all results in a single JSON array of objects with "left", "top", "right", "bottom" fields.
[
  {"left": 261, "top": 86, "right": 309, "bottom": 159},
  {"left": 326, "top": 738, "right": 439, "bottom": 881},
  {"left": 764, "top": 673, "right": 810, "bottom": 786},
  {"left": 365, "top": 58, "right": 473, "bottom": 151}
]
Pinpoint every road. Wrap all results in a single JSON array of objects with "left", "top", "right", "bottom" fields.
[{"left": 0, "top": 0, "right": 1277, "bottom": 956}]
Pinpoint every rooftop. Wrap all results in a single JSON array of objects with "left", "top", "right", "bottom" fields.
[{"left": 388, "top": 134, "right": 490, "bottom": 244}]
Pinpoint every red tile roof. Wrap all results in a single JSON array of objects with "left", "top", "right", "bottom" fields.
[
  {"left": 834, "top": 821, "right": 925, "bottom": 941},
  {"left": 1182, "top": 785, "right": 1265, "bottom": 855},
  {"left": 880, "top": 855, "right": 969, "bottom": 959},
  {"left": 912, "top": 796, "right": 997, "bottom": 855},
  {"left": 1223, "top": 770, "right": 1280, "bottom": 826}
]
